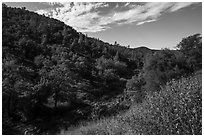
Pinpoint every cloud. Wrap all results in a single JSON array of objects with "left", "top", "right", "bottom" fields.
[
  {"left": 137, "top": 19, "right": 157, "bottom": 25},
  {"left": 36, "top": 2, "right": 198, "bottom": 32},
  {"left": 47, "top": 2, "right": 66, "bottom": 6},
  {"left": 169, "top": 2, "right": 197, "bottom": 12}
]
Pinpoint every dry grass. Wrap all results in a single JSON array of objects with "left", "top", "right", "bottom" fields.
[{"left": 60, "top": 71, "right": 202, "bottom": 135}]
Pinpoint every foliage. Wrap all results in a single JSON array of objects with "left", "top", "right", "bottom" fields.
[
  {"left": 143, "top": 49, "right": 190, "bottom": 91},
  {"left": 176, "top": 34, "right": 202, "bottom": 71},
  {"left": 2, "top": 5, "right": 133, "bottom": 132},
  {"left": 61, "top": 71, "right": 202, "bottom": 135},
  {"left": 95, "top": 55, "right": 127, "bottom": 95},
  {"left": 126, "top": 73, "right": 145, "bottom": 91}
]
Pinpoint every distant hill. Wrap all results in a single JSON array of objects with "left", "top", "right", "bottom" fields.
[{"left": 134, "top": 46, "right": 155, "bottom": 52}]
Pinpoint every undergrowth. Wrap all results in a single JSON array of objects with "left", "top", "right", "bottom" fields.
[{"left": 60, "top": 71, "right": 202, "bottom": 135}]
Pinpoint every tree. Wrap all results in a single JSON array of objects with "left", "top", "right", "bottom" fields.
[
  {"left": 114, "top": 51, "right": 120, "bottom": 62},
  {"left": 85, "top": 34, "right": 89, "bottom": 46},
  {"left": 35, "top": 46, "right": 78, "bottom": 108},
  {"left": 2, "top": 59, "right": 19, "bottom": 118},
  {"left": 126, "top": 74, "right": 145, "bottom": 91},
  {"left": 71, "top": 38, "right": 77, "bottom": 50},
  {"left": 114, "top": 61, "right": 127, "bottom": 77},
  {"left": 177, "top": 34, "right": 202, "bottom": 71},
  {"left": 143, "top": 49, "right": 187, "bottom": 91},
  {"left": 78, "top": 33, "right": 83, "bottom": 44},
  {"left": 2, "top": 58, "right": 36, "bottom": 120}
]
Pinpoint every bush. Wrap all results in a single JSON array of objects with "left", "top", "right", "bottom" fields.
[
  {"left": 126, "top": 73, "right": 145, "bottom": 91},
  {"left": 61, "top": 71, "right": 202, "bottom": 135},
  {"left": 143, "top": 71, "right": 202, "bottom": 134},
  {"left": 177, "top": 34, "right": 202, "bottom": 71},
  {"left": 143, "top": 49, "right": 189, "bottom": 91}
]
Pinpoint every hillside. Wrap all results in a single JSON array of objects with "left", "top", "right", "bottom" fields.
[
  {"left": 2, "top": 4, "right": 202, "bottom": 135},
  {"left": 2, "top": 4, "right": 156, "bottom": 134},
  {"left": 61, "top": 70, "right": 202, "bottom": 135}
]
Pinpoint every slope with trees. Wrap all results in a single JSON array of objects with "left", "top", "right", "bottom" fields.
[{"left": 2, "top": 4, "right": 202, "bottom": 135}]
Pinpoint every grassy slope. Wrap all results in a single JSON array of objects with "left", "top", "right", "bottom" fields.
[{"left": 60, "top": 70, "right": 202, "bottom": 135}]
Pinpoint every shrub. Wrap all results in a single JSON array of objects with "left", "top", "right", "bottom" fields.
[
  {"left": 61, "top": 71, "right": 202, "bottom": 135},
  {"left": 143, "top": 49, "right": 189, "bottom": 91},
  {"left": 144, "top": 71, "right": 202, "bottom": 134},
  {"left": 177, "top": 33, "right": 202, "bottom": 71},
  {"left": 126, "top": 74, "right": 145, "bottom": 91}
]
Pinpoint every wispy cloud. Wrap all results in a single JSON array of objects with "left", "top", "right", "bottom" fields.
[
  {"left": 169, "top": 2, "right": 197, "bottom": 12},
  {"left": 137, "top": 19, "right": 157, "bottom": 25},
  {"left": 36, "top": 2, "right": 198, "bottom": 32}
]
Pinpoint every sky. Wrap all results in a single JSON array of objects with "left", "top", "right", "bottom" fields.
[{"left": 4, "top": 2, "right": 202, "bottom": 49}]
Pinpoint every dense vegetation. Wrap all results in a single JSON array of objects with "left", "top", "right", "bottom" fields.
[
  {"left": 62, "top": 70, "right": 201, "bottom": 135},
  {"left": 2, "top": 4, "right": 202, "bottom": 135}
]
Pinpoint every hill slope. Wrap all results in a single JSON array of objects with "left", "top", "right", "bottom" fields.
[
  {"left": 61, "top": 70, "right": 202, "bottom": 135},
  {"left": 2, "top": 4, "right": 156, "bottom": 134}
]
